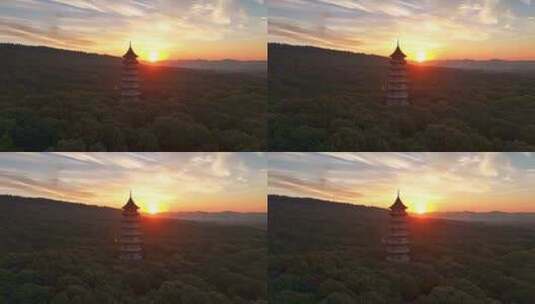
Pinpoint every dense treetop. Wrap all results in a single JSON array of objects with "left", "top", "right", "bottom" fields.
[
  {"left": 268, "top": 43, "right": 535, "bottom": 151},
  {"left": 269, "top": 195, "right": 535, "bottom": 304},
  {"left": 0, "top": 195, "right": 267, "bottom": 304},
  {"left": 0, "top": 44, "right": 266, "bottom": 151}
]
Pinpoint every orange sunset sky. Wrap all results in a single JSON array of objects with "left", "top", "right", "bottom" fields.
[
  {"left": 268, "top": 0, "right": 535, "bottom": 61},
  {"left": 0, "top": 0, "right": 267, "bottom": 61},
  {"left": 0, "top": 153, "right": 267, "bottom": 213},
  {"left": 268, "top": 153, "right": 535, "bottom": 213}
]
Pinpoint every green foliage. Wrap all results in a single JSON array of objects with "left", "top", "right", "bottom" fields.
[
  {"left": 0, "top": 44, "right": 266, "bottom": 151},
  {"left": 269, "top": 195, "right": 535, "bottom": 303},
  {"left": 268, "top": 44, "right": 535, "bottom": 151},
  {"left": 0, "top": 195, "right": 266, "bottom": 303}
]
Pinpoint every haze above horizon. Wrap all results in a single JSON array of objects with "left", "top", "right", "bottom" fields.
[
  {"left": 0, "top": 153, "right": 267, "bottom": 213},
  {"left": 268, "top": 153, "right": 535, "bottom": 213},
  {"left": 0, "top": 0, "right": 266, "bottom": 61},
  {"left": 268, "top": 0, "right": 535, "bottom": 61}
]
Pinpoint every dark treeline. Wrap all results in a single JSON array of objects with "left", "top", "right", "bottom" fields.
[
  {"left": 268, "top": 43, "right": 535, "bottom": 151},
  {"left": 0, "top": 195, "right": 267, "bottom": 303},
  {"left": 269, "top": 195, "right": 535, "bottom": 303},
  {"left": 0, "top": 44, "right": 266, "bottom": 151}
]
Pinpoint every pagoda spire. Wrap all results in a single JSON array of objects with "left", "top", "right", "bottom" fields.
[
  {"left": 119, "top": 190, "right": 143, "bottom": 260},
  {"left": 385, "top": 190, "right": 410, "bottom": 263},
  {"left": 385, "top": 39, "right": 409, "bottom": 106},
  {"left": 121, "top": 42, "right": 140, "bottom": 102}
]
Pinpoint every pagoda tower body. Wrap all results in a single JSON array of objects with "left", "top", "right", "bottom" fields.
[
  {"left": 385, "top": 191, "right": 410, "bottom": 263},
  {"left": 119, "top": 192, "right": 143, "bottom": 260},
  {"left": 121, "top": 43, "right": 140, "bottom": 102},
  {"left": 385, "top": 41, "right": 409, "bottom": 106}
]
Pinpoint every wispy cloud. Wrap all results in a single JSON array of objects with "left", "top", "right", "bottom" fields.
[
  {"left": 269, "top": 171, "right": 363, "bottom": 201},
  {"left": 0, "top": 153, "right": 267, "bottom": 212},
  {"left": 269, "top": 19, "right": 362, "bottom": 49},
  {"left": 268, "top": 153, "right": 535, "bottom": 212},
  {"left": 269, "top": 0, "right": 535, "bottom": 60},
  {"left": 0, "top": 0, "right": 267, "bottom": 60}
]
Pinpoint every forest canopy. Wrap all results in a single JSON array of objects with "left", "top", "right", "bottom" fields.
[
  {"left": 269, "top": 195, "right": 535, "bottom": 304},
  {"left": 0, "top": 44, "right": 266, "bottom": 151},
  {"left": 0, "top": 195, "right": 267, "bottom": 304},
  {"left": 268, "top": 43, "right": 535, "bottom": 151}
]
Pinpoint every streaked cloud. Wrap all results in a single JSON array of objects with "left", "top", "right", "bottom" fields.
[
  {"left": 0, "top": 0, "right": 267, "bottom": 60},
  {"left": 0, "top": 153, "right": 267, "bottom": 212},
  {"left": 269, "top": 0, "right": 535, "bottom": 60},
  {"left": 268, "top": 153, "right": 535, "bottom": 212}
]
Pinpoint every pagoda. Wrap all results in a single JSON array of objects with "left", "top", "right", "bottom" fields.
[
  {"left": 119, "top": 191, "right": 143, "bottom": 260},
  {"left": 385, "top": 191, "right": 410, "bottom": 263},
  {"left": 385, "top": 40, "right": 409, "bottom": 106},
  {"left": 121, "top": 42, "right": 140, "bottom": 102}
]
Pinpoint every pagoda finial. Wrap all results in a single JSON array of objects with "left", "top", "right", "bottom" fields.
[
  {"left": 386, "top": 36, "right": 408, "bottom": 105},
  {"left": 120, "top": 188, "right": 143, "bottom": 260},
  {"left": 129, "top": 41, "right": 132, "bottom": 49},
  {"left": 386, "top": 187, "right": 410, "bottom": 263}
]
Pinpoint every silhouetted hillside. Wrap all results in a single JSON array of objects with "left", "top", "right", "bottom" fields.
[
  {"left": 2, "top": 43, "right": 119, "bottom": 67},
  {"left": 268, "top": 43, "right": 535, "bottom": 151},
  {"left": 2, "top": 44, "right": 267, "bottom": 73},
  {"left": 0, "top": 194, "right": 267, "bottom": 303},
  {"left": 269, "top": 195, "right": 535, "bottom": 303},
  {"left": 0, "top": 43, "right": 266, "bottom": 151},
  {"left": 269, "top": 43, "right": 388, "bottom": 72}
]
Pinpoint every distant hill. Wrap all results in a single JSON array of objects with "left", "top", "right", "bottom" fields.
[
  {"left": 268, "top": 43, "right": 388, "bottom": 74},
  {"left": 269, "top": 43, "right": 388, "bottom": 63},
  {"left": 423, "top": 59, "right": 535, "bottom": 72},
  {"left": 158, "top": 59, "right": 266, "bottom": 73},
  {"left": 269, "top": 195, "right": 535, "bottom": 226},
  {"left": 159, "top": 211, "right": 267, "bottom": 227},
  {"left": 1, "top": 43, "right": 266, "bottom": 73},
  {"left": 269, "top": 43, "right": 535, "bottom": 73},
  {"left": 1, "top": 43, "right": 119, "bottom": 67},
  {"left": 0, "top": 194, "right": 119, "bottom": 220},
  {"left": 268, "top": 194, "right": 387, "bottom": 218},
  {"left": 423, "top": 211, "right": 535, "bottom": 225},
  {"left": 0, "top": 194, "right": 265, "bottom": 227}
]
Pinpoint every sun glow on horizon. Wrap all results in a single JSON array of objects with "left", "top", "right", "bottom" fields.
[
  {"left": 413, "top": 202, "right": 428, "bottom": 215},
  {"left": 415, "top": 50, "right": 428, "bottom": 63},
  {"left": 146, "top": 203, "right": 160, "bottom": 215},
  {"left": 406, "top": 194, "right": 436, "bottom": 215},
  {"left": 148, "top": 50, "right": 160, "bottom": 63}
]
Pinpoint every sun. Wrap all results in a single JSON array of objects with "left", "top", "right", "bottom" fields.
[
  {"left": 146, "top": 203, "right": 160, "bottom": 215},
  {"left": 148, "top": 50, "right": 159, "bottom": 63},
  {"left": 414, "top": 202, "right": 427, "bottom": 215},
  {"left": 416, "top": 50, "right": 427, "bottom": 63}
]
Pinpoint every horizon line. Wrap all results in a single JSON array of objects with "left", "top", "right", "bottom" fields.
[
  {"left": 0, "top": 41, "right": 268, "bottom": 62},
  {"left": 267, "top": 193, "right": 535, "bottom": 214},
  {"left": 268, "top": 41, "right": 535, "bottom": 62},
  {"left": 0, "top": 193, "right": 267, "bottom": 214}
]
